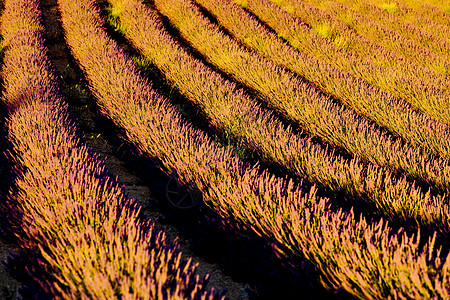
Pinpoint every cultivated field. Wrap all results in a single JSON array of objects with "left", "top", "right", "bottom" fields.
[{"left": 0, "top": 0, "right": 449, "bottom": 298}]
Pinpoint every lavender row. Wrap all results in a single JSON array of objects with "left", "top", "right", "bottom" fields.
[
  {"left": 0, "top": 0, "right": 215, "bottom": 298},
  {"left": 236, "top": 0, "right": 450, "bottom": 132},
  {"left": 268, "top": 0, "right": 450, "bottom": 81},
  {"left": 353, "top": 0, "right": 450, "bottom": 43},
  {"left": 324, "top": 0, "right": 450, "bottom": 54},
  {"left": 263, "top": 0, "right": 450, "bottom": 125},
  {"left": 58, "top": 0, "right": 450, "bottom": 297},
  {"left": 105, "top": 0, "right": 450, "bottom": 235},
  {"left": 398, "top": 0, "right": 450, "bottom": 28},
  {"left": 294, "top": 0, "right": 450, "bottom": 75}
]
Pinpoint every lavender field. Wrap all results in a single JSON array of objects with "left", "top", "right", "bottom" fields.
[{"left": 0, "top": 0, "right": 449, "bottom": 298}]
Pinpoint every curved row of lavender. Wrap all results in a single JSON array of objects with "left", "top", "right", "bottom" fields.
[
  {"left": 349, "top": 0, "right": 450, "bottom": 56},
  {"left": 252, "top": 0, "right": 450, "bottom": 126},
  {"left": 194, "top": 0, "right": 450, "bottom": 160},
  {"left": 152, "top": 0, "right": 450, "bottom": 199},
  {"left": 104, "top": 0, "right": 450, "bottom": 236},
  {"left": 57, "top": 0, "right": 450, "bottom": 298},
  {"left": 394, "top": 0, "right": 450, "bottom": 32},
  {"left": 365, "top": 0, "right": 450, "bottom": 40},
  {"left": 288, "top": 0, "right": 450, "bottom": 76},
  {"left": 330, "top": 0, "right": 450, "bottom": 59},
  {"left": 0, "top": 0, "right": 217, "bottom": 298},
  {"left": 237, "top": 0, "right": 450, "bottom": 124},
  {"left": 266, "top": 0, "right": 450, "bottom": 84}
]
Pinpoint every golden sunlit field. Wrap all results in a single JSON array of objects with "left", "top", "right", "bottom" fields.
[{"left": 0, "top": 0, "right": 449, "bottom": 298}]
